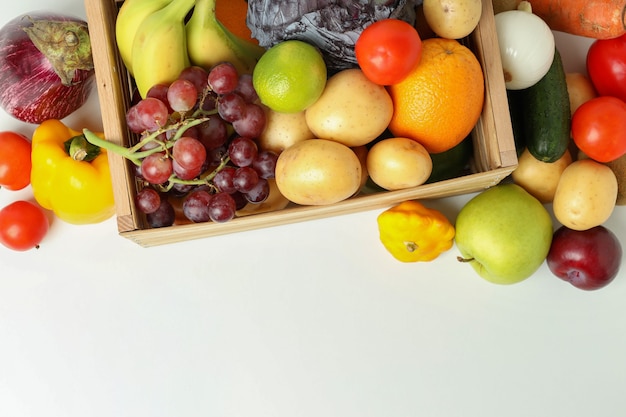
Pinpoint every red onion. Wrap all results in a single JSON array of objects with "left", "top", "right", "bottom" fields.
[{"left": 0, "top": 12, "right": 95, "bottom": 124}]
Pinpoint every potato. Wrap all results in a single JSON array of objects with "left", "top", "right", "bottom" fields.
[
  {"left": 275, "top": 139, "right": 362, "bottom": 205},
  {"left": 305, "top": 69, "right": 393, "bottom": 147},
  {"left": 257, "top": 107, "right": 314, "bottom": 154},
  {"left": 512, "top": 148, "right": 572, "bottom": 203},
  {"left": 423, "top": 0, "right": 482, "bottom": 40},
  {"left": 566, "top": 72, "right": 598, "bottom": 116},
  {"left": 366, "top": 137, "right": 432, "bottom": 191},
  {"left": 553, "top": 159, "right": 618, "bottom": 230}
]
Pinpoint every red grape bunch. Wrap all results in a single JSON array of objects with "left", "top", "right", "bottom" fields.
[{"left": 120, "top": 62, "right": 278, "bottom": 227}]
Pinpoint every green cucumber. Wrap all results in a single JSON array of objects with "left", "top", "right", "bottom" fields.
[{"left": 521, "top": 48, "right": 571, "bottom": 163}]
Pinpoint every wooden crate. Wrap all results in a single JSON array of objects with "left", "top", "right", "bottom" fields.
[{"left": 84, "top": 0, "right": 517, "bottom": 247}]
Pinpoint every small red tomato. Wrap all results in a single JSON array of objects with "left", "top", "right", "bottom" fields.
[
  {"left": 0, "top": 131, "right": 32, "bottom": 190},
  {"left": 571, "top": 96, "right": 626, "bottom": 163},
  {"left": 587, "top": 33, "right": 626, "bottom": 103},
  {"left": 0, "top": 200, "right": 49, "bottom": 251},
  {"left": 355, "top": 19, "right": 422, "bottom": 85}
]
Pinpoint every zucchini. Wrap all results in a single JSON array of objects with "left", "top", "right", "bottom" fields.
[{"left": 521, "top": 48, "right": 571, "bottom": 163}]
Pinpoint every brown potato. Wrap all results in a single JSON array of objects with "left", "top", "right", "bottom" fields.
[
  {"left": 305, "top": 69, "right": 393, "bottom": 147},
  {"left": 553, "top": 159, "right": 618, "bottom": 230},
  {"left": 275, "top": 139, "right": 362, "bottom": 205},
  {"left": 566, "top": 72, "right": 598, "bottom": 116},
  {"left": 512, "top": 148, "right": 572, "bottom": 203},
  {"left": 423, "top": 0, "right": 482, "bottom": 39},
  {"left": 366, "top": 137, "right": 432, "bottom": 191},
  {"left": 257, "top": 107, "right": 314, "bottom": 154}
]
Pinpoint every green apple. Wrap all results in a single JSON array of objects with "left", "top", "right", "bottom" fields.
[{"left": 455, "top": 183, "right": 553, "bottom": 284}]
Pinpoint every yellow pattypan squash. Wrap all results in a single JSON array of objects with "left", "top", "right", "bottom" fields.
[{"left": 377, "top": 200, "right": 455, "bottom": 262}]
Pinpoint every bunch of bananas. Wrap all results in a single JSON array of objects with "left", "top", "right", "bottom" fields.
[{"left": 115, "top": 0, "right": 265, "bottom": 98}]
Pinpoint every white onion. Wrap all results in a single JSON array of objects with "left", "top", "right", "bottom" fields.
[{"left": 495, "top": 10, "right": 555, "bottom": 90}]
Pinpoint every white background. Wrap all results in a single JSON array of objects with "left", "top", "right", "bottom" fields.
[{"left": 1, "top": 1, "right": 625, "bottom": 416}]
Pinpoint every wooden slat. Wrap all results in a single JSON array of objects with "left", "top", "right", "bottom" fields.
[
  {"left": 122, "top": 166, "right": 515, "bottom": 247},
  {"left": 470, "top": 0, "right": 517, "bottom": 173},
  {"left": 84, "top": 0, "right": 144, "bottom": 233}
]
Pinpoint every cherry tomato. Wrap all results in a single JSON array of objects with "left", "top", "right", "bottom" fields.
[
  {"left": 355, "top": 19, "right": 422, "bottom": 86},
  {"left": 0, "top": 131, "right": 32, "bottom": 190},
  {"left": 571, "top": 96, "right": 626, "bottom": 163},
  {"left": 586, "top": 33, "right": 626, "bottom": 103},
  {"left": 0, "top": 200, "right": 49, "bottom": 251}
]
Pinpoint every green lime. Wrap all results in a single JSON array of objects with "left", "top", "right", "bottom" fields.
[{"left": 253, "top": 40, "right": 327, "bottom": 113}]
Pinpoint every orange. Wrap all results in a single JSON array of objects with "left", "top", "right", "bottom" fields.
[
  {"left": 216, "top": 0, "right": 258, "bottom": 45},
  {"left": 387, "top": 37, "right": 484, "bottom": 154}
]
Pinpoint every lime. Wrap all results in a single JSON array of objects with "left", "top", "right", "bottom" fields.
[{"left": 253, "top": 40, "right": 327, "bottom": 113}]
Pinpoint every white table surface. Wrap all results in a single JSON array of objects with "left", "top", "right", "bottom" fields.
[{"left": 1, "top": 1, "right": 624, "bottom": 416}]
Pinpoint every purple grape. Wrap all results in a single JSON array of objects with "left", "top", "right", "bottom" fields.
[
  {"left": 213, "top": 166, "right": 237, "bottom": 193},
  {"left": 233, "top": 166, "right": 259, "bottom": 193},
  {"left": 197, "top": 116, "right": 228, "bottom": 151},
  {"left": 178, "top": 65, "right": 209, "bottom": 95},
  {"left": 208, "top": 192, "right": 236, "bottom": 223},
  {"left": 172, "top": 136, "right": 207, "bottom": 171},
  {"left": 141, "top": 153, "right": 173, "bottom": 184},
  {"left": 218, "top": 92, "right": 246, "bottom": 123},
  {"left": 251, "top": 150, "right": 278, "bottom": 179},
  {"left": 208, "top": 62, "right": 239, "bottom": 95},
  {"left": 167, "top": 79, "right": 198, "bottom": 113},
  {"left": 182, "top": 189, "right": 213, "bottom": 222},
  {"left": 146, "top": 198, "right": 175, "bottom": 228},
  {"left": 228, "top": 136, "right": 258, "bottom": 167},
  {"left": 245, "top": 178, "right": 269, "bottom": 204},
  {"left": 232, "top": 103, "right": 266, "bottom": 138},
  {"left": 135, "top": 187, "right": 161, "bottom": 214},
  {"left": 235, "top": 73, "right": 259, "bottom": 103}
]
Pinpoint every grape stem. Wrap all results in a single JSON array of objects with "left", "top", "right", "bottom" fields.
[
  {"left": 82, "top": 84, "right": 236, "bottom": 194},
  {"left": 159, "top": 154, "right": 231, "bottom": 192},
  {"left": 83, "top": 112, "right": 232, "bottom": 192},
  {"left": 82, "top": 115, "right": 211, "bottom": 166}
]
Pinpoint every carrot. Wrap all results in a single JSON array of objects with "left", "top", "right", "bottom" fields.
[{"left": 529, "top": 0, "right": 626, "bottom": 39}]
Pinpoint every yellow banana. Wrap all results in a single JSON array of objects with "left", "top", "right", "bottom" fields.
[
  {"left": 186, "top": 0, "right": 265, "bottom": 75},
  {"left": 131, "top": 0, "right": 195, "bottom": 98},
  {"left": 115, "top": 0, "right": 173, "bottom": 75}
]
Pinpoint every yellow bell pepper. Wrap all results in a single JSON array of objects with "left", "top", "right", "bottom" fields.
[
  {"left": 31, "top": 119, "right": 115, "bottom": 225},
  {"left": 377, "top": 200, "right": 455, "bottom": 262}
]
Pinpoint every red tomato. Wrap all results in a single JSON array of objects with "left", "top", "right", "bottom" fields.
[
  {"left": 0, "top": 200, "right": 49, "bottom": 251},
  {"left": 355, "top": 19, "right": 422, "bottom": 86},
  {"left": 571, "top": 96, "right": 626, "bottom": 163},
  {"left": 587, "top": 33, "right": 626, "bottom": 103},
  {"left": 0, "top": 131, "right": 32, "bottom": 190}
]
